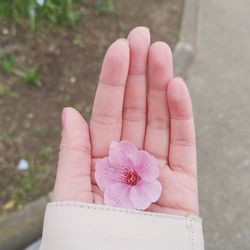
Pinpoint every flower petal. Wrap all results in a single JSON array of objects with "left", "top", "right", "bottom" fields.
[
  {"left": 104, "top": 183, "right": 133, "bottom": 209},
  {"left": 95, "top": 157, "right": 121, "bottom": 192},
  {"left": 130, "top": 180, "right": 162, "bottom": 210},
  {"left": 134, "top": 150, "right": 159, "bottom": 181},
  {"left": 109, "top": 140, "right": 138, "bottom": 168},
  {"left": 141, "top": 180, "right": 162, "bottom": 202}
]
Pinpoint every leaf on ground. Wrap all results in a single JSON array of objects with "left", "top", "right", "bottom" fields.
[{"left": 2, "top": 199, "right": 16, "bottom": 210}]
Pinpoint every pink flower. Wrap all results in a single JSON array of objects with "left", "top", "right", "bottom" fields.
[{"left": 95, "top": 140, "right": 162, "bottom": 210}]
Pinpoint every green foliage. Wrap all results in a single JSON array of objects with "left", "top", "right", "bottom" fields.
[
  {"left": 13, "top": 160, "right": 51, "bottom": 208},
  {"left": 9, "top": 90, "right": 20, "bottom": 98},
  {"left": 0, "top": 83, "right": 7, "bottom": 96},
  {"left": 38, "top": 146, "right": 54, "bottom": 160},
  {"left": 73, "top": 35, "right": 85, "bottom": 47},
  {"left": 0, "top": 50, "right": 42, "bottom": 87},
  {"left": 96, "top": 0, "right": 114, "bottom": 14},
  {"left": 0, "top": 55, "right": 15, "bottom": 73},
  {"left": 0, "top": 0, "right": 85, "bottom": 31},
  {"left": 13, "top": 66, "right": 42, "bottom": 87},
  {"left": 0, "top": 132, "right": 22, "bottom": 146},
  {"left": 0, "top": 157, "right": 52, "bottom": 215}
]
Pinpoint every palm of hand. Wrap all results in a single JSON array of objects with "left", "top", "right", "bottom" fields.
[{"left": 53, "top": 27, "right": 198, "bottom": 215}]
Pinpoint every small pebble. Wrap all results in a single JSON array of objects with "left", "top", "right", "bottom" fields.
[
  {"left": 48, "top": 45, "right": 56, "bottom": 52},
  {"left": 2, "top": 28, "right": 9, "bottom": 35},
  {"left": 16, "top": 159, "right": 29, "bottom": 170},
  {"left": 26, "top": 113, "right": 34, "bottom": 119},
  {"left": 70, "top": 76, "right": 76, "bottom": 83}
]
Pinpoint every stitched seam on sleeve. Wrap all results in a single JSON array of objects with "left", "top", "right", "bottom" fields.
[
  {"left": 187, "top": 219, "right": 191, "bottom": 250},
  {"left": 191, "top": 219, "right": 195, "bottom": 250},
  {"left": 191, "top": 222, "right": 195, "bottom": 250},
  {"left": 47, "top": 202, "right": 201, "bottom": 223},
  {"left": 188, "top": 218, "right": 195, "bottom": 250}
]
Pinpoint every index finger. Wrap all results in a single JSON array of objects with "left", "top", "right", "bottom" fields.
[{"left": 90, "top": 39, "right": 130, "bottom": 157}]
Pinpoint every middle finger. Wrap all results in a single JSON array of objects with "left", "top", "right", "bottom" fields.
[{"left": 121, "top": 27, "right": 150, "bottom": 149}]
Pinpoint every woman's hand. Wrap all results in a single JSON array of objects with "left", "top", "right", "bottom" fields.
[{"left": 52, "top": 27, "right": 199, "bottom": 215}]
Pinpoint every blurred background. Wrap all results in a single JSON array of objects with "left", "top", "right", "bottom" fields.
[{"left": 0, "top": 0, "right": 249, "bottom": 249}]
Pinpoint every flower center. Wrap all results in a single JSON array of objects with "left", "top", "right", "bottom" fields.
[{"left": 121, "top": 168, "right": 141, "bottom": 185}]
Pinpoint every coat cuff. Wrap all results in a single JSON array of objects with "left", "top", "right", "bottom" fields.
[{"left": 40, "top": 202, "right": 204, "bottom": 250}]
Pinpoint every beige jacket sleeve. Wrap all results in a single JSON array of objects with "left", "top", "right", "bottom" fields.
[{"left": 40, "top": 202, "right": 204, "bottom": 250}]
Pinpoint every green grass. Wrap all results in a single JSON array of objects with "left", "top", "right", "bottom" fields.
[
  {"left": 0, "top": 132, "right": 22, "bottom": 146},
  {"left": 9, "top": 161, "right": 52, "bottom": 211},
  {"left": 0, "top": 0, "right": 115, "bottom": 31},
  {"left": 0, "top": 83, "right": 7, "bottom": 96},
  {"left": 0, "top": 83, "right": 20, "bottom": 97},
  {"left": 13, "top": 66, "right": 42, "bottom": 87},
  {"left": 0, "top": 0, "right": 85, "bottom": 31},
  {"left": 96, "top": 0, "right": 114, "bottom": 14},
  {"left": 0, "top": 50, "right": 42, "bottom": 87},
  {"left": 13, "top": 157, "right": 52, "bottom": 203},
  {"left": 0, "top": 149, "right": 53, "bottom": 216},
  {"left": 0, "top": 54, "right": 15, "bottom": 73}
]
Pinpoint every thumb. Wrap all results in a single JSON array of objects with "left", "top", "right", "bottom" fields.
[{"left": 52, "top": 107, "right": 93, "bottom": 203}]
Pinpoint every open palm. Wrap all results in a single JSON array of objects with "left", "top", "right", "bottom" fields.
[{"left": 52, "top": 27, "right": 199, "bottom": 215}]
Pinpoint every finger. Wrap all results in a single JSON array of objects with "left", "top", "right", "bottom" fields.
[
  {"left": 53, "top": 107, "right": 92, "bottom": 202},
  {"left": 145, "top": 42, "right": 173, "bottom": 162},
  {"left": 90, "top": 39, "right": 130, "bottom": 157},
  {"left": 121, "top": 27, "right": 150, "bottom": 148},
  {"left": 167, "top": 78, "right": 197, "bottom": 175}
]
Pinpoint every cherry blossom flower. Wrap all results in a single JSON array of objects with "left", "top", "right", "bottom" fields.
[{"left": 95, "top": 140, "right": 162, "bottom": 210}]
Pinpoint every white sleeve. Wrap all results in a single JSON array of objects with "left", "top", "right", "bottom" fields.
[{"left": 40, "top": 202, "right": 204, "bottom": 250}]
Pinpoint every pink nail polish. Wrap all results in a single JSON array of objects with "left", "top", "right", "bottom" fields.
[{"left": 61, "top": 108, "right": 66, "bottom": 128}]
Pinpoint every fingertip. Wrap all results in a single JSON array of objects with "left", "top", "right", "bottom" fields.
[
  {"left": 128, "top": 26, "right": 150, "bottom": 41},
  {"left": 149, "top": 42, "right": 173, "bottom": 67},
  {"left": 127, "top": 26, "right": 151, "bottom": 74},
  {"left": 107, "top": 38, "right": 130, "bottom": 63},
  {"left": 167, "top": 77, "right": 186, "bottom": 102},
  {"left": 167, "top": 77, "right": 193, "bottom": 117},
  {"left": 61, "top": 108, "right": 90, "bottom": 148},
  {"left": 150, "top": 41, "right": 172, "bottom": 55},
  {"left": 116, "top": 38, "right": 129, "bottom": 44},
  {"left": 108, "top": 38, "right": 130, "bottom": 56},
  {"left": 62, "top": 107, "right": 88, "bottom": 128},
  {"left": 148, "top": 41, "right": 173, "bottom": 89},
  {"left": 99, "top": 38, "right": 130, "bottom": 86}
]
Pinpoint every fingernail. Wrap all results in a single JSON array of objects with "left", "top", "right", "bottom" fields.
[
  {"left": 61, "top": 108, "right": 66, "bottom": 129},
  {"left": 137, "top": 26, "right": 150, "bottom": 32},
  {"left": 117, "top": 38, "right": 128, "bottom": 44}
]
